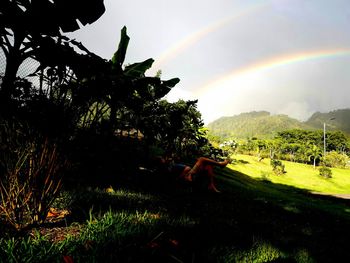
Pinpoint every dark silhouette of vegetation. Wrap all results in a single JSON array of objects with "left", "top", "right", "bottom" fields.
[
  {"left": 0, "top": 0, "right": 105, "bottom": 102},
  {"left": 0, "top": 0, "right": 214, "bottom": 232}
]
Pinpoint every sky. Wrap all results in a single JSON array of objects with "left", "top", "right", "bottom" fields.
[{"left": 66, "top": 0, "right": 350, "bottom": 124}]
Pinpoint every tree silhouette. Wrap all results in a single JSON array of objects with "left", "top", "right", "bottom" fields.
[{"left": 0, "top": 0, "right": 105, "bottom": 102}]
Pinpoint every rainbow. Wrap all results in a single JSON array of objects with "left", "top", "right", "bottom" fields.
[
  {"left": 150, "top": 1, "right": 270, "bottom": 73},
  {"left": 195, "top": 48, "right": 350, "bottom": 96}
]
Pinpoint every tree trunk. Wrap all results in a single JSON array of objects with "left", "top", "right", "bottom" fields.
[
  {"left": 109, "top": 100, "right": 117, "bottom": 135},
  {"left": 1, "top": 32, "right": 26, "bottom": 102}
]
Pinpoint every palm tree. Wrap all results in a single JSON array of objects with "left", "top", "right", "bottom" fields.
[{"left": 307, "top": 144, "right": 322, "bottom": 169}]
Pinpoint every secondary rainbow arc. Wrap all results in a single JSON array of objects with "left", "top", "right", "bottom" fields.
[{"left": 195, "top": 48, "right": 350, "bottom": 96}]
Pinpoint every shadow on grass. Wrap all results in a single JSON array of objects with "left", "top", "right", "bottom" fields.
[
  {"left": 53, "top": 165, "right": 350, "bottom": 262},
  {"left": 2, "top": 158, "right": 347, "bottom": 262}
]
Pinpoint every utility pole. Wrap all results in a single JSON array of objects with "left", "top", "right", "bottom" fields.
[
  {"left": 323, "top": 117, "right": 335, "bottom": 158},
  {"left": 323, "top": 122, "right": 326, "bottom": 158}
]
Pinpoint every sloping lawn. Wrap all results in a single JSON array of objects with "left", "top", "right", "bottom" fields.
[
  {"left": 1, "top": 160, "right": 349, "bottom": 262},
  {"left": 231, "top": 154, "right": 350, "bottom": 194}
]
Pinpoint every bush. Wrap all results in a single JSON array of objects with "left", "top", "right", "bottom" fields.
[
  {"left": 0, "top": 121, "right": 66, "bottom": 230},
  {"left": 323, "top": 151, "right": 349, "bottom": 168},
  {"left": 270, "top": 159, "right": 286, "bottom": 175},
  {"left": 319, "top": 166, "right": 332, "bottom": 178}
]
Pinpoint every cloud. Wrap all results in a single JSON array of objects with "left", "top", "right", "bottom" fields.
[
  {"left": 196, "top": 54, "right": 350, "bottom": 124},
  {"left": 65, "top": 0, "right": 350, "bottom": 125}
]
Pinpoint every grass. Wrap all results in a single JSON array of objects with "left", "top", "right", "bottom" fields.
[
  {"left": 0, "top": 158, "right": 350, "bottom": 262},
  {"left": 231, "top": 154, "right": 350, "bottom": 194}
]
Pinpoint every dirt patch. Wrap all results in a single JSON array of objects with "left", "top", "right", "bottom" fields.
[
  {"left": 311, "top": 192, "right": 350, "bottom": 200},
  {"left": 28, "top": 224, "right": 82, "bottom": 243}
]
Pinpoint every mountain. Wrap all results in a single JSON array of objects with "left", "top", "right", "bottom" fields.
[
  {"left": 304, "top": 109, "right": 350, "bottom": 133},
  {"left": 207, "top": 109, "right": 350, "bottom": 139}
]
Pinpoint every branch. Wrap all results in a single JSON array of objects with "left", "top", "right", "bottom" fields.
[
  {"left": 0, "top": 35, "right": 12, "bottom": 57},
  {"left": 0, "top": 44, "right": 9, "bottom": 58}
]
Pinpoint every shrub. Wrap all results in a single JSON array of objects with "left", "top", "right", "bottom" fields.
[
  {"left": 323, "top": 151, "right": 349, "bottom": 168},
  {"left": 0, "top": 121, "right": 66, "bottom": 230},
  {"left": 319, "top": 166, "right": 332, "bottom": 178},
  {"left": 270, "top": 159, "right": 286, "bottom": 175}
]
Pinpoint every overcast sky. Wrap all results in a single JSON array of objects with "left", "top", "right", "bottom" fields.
[{"left": 67, "top": 0, "right": 350, "bottom": 124}]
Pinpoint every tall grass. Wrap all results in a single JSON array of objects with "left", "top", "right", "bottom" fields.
[
  {"left": 0, "top": 120, "right": 66, "bottom": 230},
  {"left": 0, "top": 188, "right": 200, "bottom": 262}
]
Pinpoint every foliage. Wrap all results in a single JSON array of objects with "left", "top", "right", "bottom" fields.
[
  {"left": 0, "top": 25, "right": 213, "bottom": 238},
  {"left": 270, "top": 159, "right": 286, "bottom": 175},
  {"left": 319, "top": 166, "right": 332, "bottom": 178},
  {"left": 199, "top": 143, "right": 227, "bottom": 161},
  {"left": 141, "top": 99, "right": 207, "bottom": 160},
  {"left": 207, "top": 109, "right": 350, "bottom": 139},
  {"left": 326, "top": 130, "right": 350, "bottom": 153},
  {"left": 0, "top": 19, "right": 190, "bottom": 183},
  {"left": 0, "top": 121, "right": 66, "bottom": 230},
  {"left": 323, "top": 151, "right": 349, "bottom": 168},
  {"left": 218, "top": 139, "right": 238, "bottom": 156},
  {"left": 207, "top": 111, "right": 310, "bottom": 139},
  {"left": 231, "top": 128, "right": 350, "bottom": 168},
  {"left": 106, "top": 26, "right": 180, "bottom": 134},
  {"left": 0, "top": 0, "right": 105, "bottom": 101},
  {"left": 307, "top": 144, "right": 322, "bottom": 169},
  {"left": 277, "top": 129, "right": 349, "bottom": 154}
]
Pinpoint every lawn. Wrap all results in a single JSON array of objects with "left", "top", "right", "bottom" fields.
[
  {"left": 230, "top": 154, "right": 350, "bottom": 194},
  {"left": 1, "top": 159, "right": 350, "bottom": 262}
]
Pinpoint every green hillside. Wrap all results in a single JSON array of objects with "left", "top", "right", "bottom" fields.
[
  {"left": 207, "top": 109, "right": 350, "bottom": 139},
  {"left": 207, "top": 111, "right": 310, "bottom": 139},
  {"left": 305, "top": 108, "right": 350, "bottom": 133}
]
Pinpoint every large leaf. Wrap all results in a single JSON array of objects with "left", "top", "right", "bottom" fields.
[
  {"left": 162, "top": 78, "right": 180, "bottom": 88},
  {"left": 53, "top": 0, "right": 106, "bottom": 32},
  {"left": 153, "top": 78, "right": 180, "bottom": 99},
  {"left": 124, "top": 58, "right": 154, "bottom": 77},
  {"left": 111, "top": 26, "right": 130, "bottom": 69},
  {"left": 1, "top": 0, "right": 106, "bottom": 35}
]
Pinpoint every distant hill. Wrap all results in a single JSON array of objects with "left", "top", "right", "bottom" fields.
[
  {"left": 304, "top": 109, "right": 350, "bottom": 133},
  {"left": 207, "top": 109, "right": 350, "bottom": 139}
]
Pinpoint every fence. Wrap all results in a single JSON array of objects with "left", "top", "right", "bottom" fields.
[{"left": 0, "top": 49, "right": 40, "bottom": 88}]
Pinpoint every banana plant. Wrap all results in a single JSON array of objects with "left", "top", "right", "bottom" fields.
[{"left": 107, "top": 26, "right": 180, "bottom": 133}]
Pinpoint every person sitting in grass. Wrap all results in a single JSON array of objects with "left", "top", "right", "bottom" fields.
[{"left": 155, "top": 156, "right": 230, "bottom": 193}]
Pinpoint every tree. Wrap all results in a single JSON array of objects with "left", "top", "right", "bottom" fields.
[
  {"left": 0, "top": 0, "right": 105, "bottom": 101},
  {"left": 95, "top": 26, "right": 180, "bottom": 134},
  {"left": 255, "top": 139, "right": 268, "bottom": 161},
  {"left": 307, "top": 144, "right": 322, "bottom": 169},
  {"left": 140, "top": 99, "right": 206, "bottom": 159},
  {"left": 266, "top": 139, "right": 282, "bottom": 159},
  {"left": 323, "top": 151, "right": 349, "bottom": 168},
  {"left": 326, "top": 131, "right": 349, "bottom": 154}
]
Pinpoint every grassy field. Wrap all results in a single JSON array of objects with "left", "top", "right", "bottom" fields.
[
  {"left": 230, "top": 154, "right": 350, "bottom": 195},
  {"left": 1, "top": 157, "right": 350, "bottom": 262}
]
